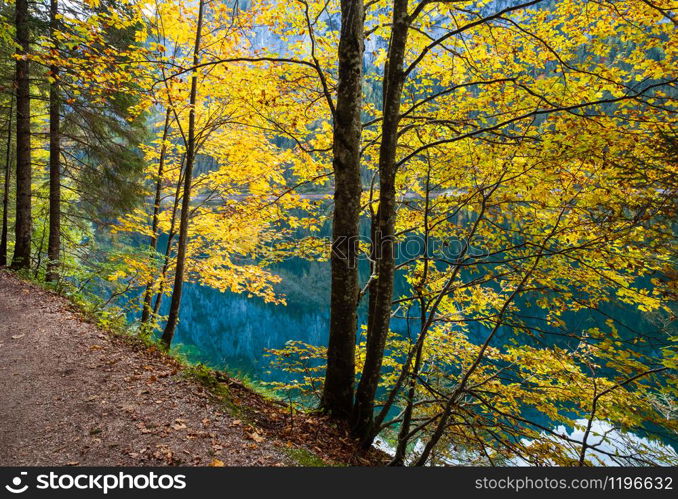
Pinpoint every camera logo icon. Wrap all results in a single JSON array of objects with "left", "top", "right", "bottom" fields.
[{"left": 5, "top": 472, "right": 29, "bottom": 494}]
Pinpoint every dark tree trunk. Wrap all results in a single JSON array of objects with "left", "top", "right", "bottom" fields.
[
  {"left": 160, "top": 0, "right": 205, "bottom": 349},
  {"left": 151, "top": 154, "right": 185, "bottom": 321},
  {"left": 391, "top": 166, "right": 431, "bottom": 465},
  {"left": 391, "top": 335, "right": 425, "bottom": 464},
  {"left": 0, "top": 92, "right": 13, "bottom": 266},
  {"left": 33, "top": 217, "right": 45, "bottom": 278},
  {"left": 320, "top": 0, "right": 365, "bottom": 419},
  {"left": 352, "top": 0, "right": 410, "bottom": 441},
  {"left": 140, "top": 108, "right": 171, "bottom": 326},
  {"left": 11, "top": 0, "right": 32, "bottom": 270},
  {"left": 46, "top": 0, "right": 60, "bottom": 283}
]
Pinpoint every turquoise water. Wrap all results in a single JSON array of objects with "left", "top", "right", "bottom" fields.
[
  {"left": 159, "top": 258, "right": 334, "bottom": 382},
  {"left": 115, "top": 228, "right": 676, "bottom": 458},
  {"left": 144, "top": 235, "right": 663, "bottom": 385},
  {"left": 153, "top": 254, "right": 413, "bottom": 382}
]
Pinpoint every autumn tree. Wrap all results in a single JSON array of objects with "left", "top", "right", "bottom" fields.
[
  {"left": 160, "top": 0, "right": 205, "bottom": 348},
  {"left": 343, "top": 0, "right": 678, "bottom": 444},
  {"left": 138, "top": 108, "right": 171, "bottom": 326},
  {"left": 321, "top": 0, "right": 365, "bottom": 418},
  {"left": 268, "top": 0, "right": 676, "bottom": 465},
  {"left": 110, "top": 0, "right": 299, "bottom": 344}
]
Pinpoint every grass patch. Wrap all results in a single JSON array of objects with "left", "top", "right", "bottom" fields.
[
  {"left": 221, "top": 368, "right": 282, "bottom": 401},
  {"left": 181, "top": 363, "right": 238, "bottom": 413},
  {"left": 281, "top": 446, "right": 329, "bottom": 467}
]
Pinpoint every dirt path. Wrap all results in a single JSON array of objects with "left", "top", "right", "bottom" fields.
[{"left": 0, "top": 270, "right": 291, "bottom": 466}]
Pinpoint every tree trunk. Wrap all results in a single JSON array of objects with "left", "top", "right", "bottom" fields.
[
  {"left": 46, "top": 0, "right": 60, "bottom": 283},
  {"left": 140, "top": 108, "right": 172, "bottom": 326},
  {"left": 0, "top": 92, "right": 13, "bottom": 267},
  {"left": 320, "top": 0, "right": 365, "bottom": 419},
  {"left": 352, "top": 0, "right": 409, "bottom": 441},
  {"left": 11, "top": 0, "right": 32, "bottom": 270},
  {"left": 152, "top": 173, "right": 183, "bottom": 318},
  {"left": 151, "top": 154, "right": 185, "bottom": 321},
  {"left": 160, "top": 0, "right": 204, "bottom": 349},
  {"left": 391, "top": 335, "right": 425, "bottom": 465},
  {"left": 391, "top": 165, "right": 431, "bottom": 464}
]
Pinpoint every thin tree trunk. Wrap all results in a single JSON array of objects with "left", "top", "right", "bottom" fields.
[
  {"left": 151, "top": 154, "right": 185, "bottom": 320},
  {"left": 320, "top": 0, "right": 365, "bottom": 419},
  {"left": 34, "top": 216, "right": 45, "bottom": 278},
  {"left": 0, "top": 92, "right": 13, "bottom": 266},
  {"left": 160, "top": 0, "right": 205, "bottom": 349},
  {"left": 413, "top": 219, "right": 554, "bottom": 466},
  {"left": 352, "top": 0, "right": 410, "bottom": 441},
  {"left": 390, "top": 332, "right": 425, "bottom": 465},
  {"left": 11, "top": 0, "right": 32, "bottom": 270},
  {"left": 391, "top": 163, "right": 431, "bottom": 465},
  {"left": 140, "top": 108, "right": 172, "bottom": 326},
  {"left": 46, "top": 0, "right": 60, "bottom": 283}
]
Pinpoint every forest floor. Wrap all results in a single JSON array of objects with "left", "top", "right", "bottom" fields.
[{"left": 0, "top": 270, "right": 386, "bottom": 466}]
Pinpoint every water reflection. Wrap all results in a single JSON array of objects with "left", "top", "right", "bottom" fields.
[{"left": 159, "top": 258, "right": 333, "bottom": 383}]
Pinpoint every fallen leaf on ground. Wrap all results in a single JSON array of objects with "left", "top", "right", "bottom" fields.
[
  {"left": 246, "top": 432, "right": 265, "bottom": 443},
  {"left": 209, "top": 459, "right": 225, "bottom": 467}
]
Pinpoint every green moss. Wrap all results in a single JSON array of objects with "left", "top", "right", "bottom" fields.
[
  {"left": 281, "top": 446, "right": 329, "bottom": 467},
  {"left": 181, "top": 363, "right": 238, "bottom": 413},
  {"left": 223, "top": 368, "right": 282, "bottom": 401}
]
